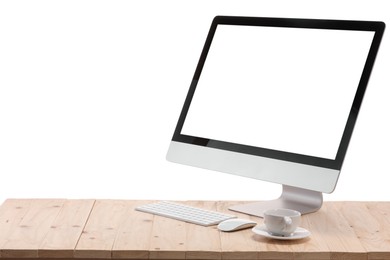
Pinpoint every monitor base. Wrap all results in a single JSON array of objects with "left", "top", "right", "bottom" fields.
[{"left": 229, "top": 185, "right": 323, "bottom": 217}]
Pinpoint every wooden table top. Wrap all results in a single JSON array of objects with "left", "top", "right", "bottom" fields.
[{"left": 0, "top": 199, "right": 389, "bottom": 260}]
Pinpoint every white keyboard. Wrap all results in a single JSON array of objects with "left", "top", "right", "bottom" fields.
[{"left": 135, "top": 201, "right": 236, "bottom": 226}]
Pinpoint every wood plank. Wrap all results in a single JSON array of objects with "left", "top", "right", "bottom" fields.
[
  {"left": 292, "top": 206, "right": 330, "bottom": 260},
  {"left": 148, "top": 201, "right": 187, "bottom": 259},
  {"left": 291, "top": 202, "right": 367, "bottom": 260},
  {"left": 0, "top": 199, "right": 33, "bottom": 258},
  {"left": 253, "top": 225, "right": 295, "bottom": 260},
  {"left": 111, "top": 200, "right": 155, "bottom": 259},
  {"left": 335, "top": 201, "right": 390, "bottom": 260},
  {"left": 325, "top": 202, "right": 367, "bottom": 260},
  {"left": 38, "top": 199, "right": 95, "bottom": 258},
  {"left": 220, "top": 201, "right": 297, "bottom": 260},
  {"left": 1, "top": 200, "right": 390, "bottom": 260},
  {"left": 360, "top": 202, "right": 390, "bottom": 260},
  {"left": 216, "top": 201, "right": 267, "bottom": 260},
  {"left": 1, "top": 199, "right": 66, "bottom": 258},
  {"left": 74, "top": 199, "right": 130, "bottom": 259},
  {"left": 184, "top": 201, "right": 221, "bottom": 260}
]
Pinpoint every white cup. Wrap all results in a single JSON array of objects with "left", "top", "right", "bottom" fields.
[{"left": 263, "top": 208, "right": 301, "bottom": 236}]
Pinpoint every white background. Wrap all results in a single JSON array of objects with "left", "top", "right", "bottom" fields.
[{"left": 0, "top": 0, "right": 389, "bottom": 204}]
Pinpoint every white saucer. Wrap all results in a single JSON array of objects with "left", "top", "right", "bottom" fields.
[{"left": 252, "top": 224, "right": 310, "bottom": 240}]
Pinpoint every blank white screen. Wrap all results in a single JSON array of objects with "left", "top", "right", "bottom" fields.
[{"left": 182, "top": 25, "right": 374, "bottom": 160}]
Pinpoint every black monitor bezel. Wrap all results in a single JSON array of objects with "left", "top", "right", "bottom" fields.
[{"left": 172, "top": 16, "right": 385, "bottom": 170}]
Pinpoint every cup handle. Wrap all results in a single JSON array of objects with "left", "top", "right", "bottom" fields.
[{"left": 283, "top": 216, "right": 292, "bottom": 230}]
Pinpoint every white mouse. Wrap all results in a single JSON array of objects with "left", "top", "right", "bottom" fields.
[{"left": 217, "top": 218, "right": 257, "bottom": 232}]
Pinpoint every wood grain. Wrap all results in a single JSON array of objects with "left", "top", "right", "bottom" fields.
[
  {"left": 38, "top": 199, "right": 95, "bottom": 258},
  {"left": 184, "top": 201, "right": 221, "bottom": 260},
  {"left": 148, "top": 201, "right": 187, "bottom": 259},
  {"left": 111, "top": 200, "right": 154, "bottom": 259},
  {"left": 1, "top": 199, "right": 390, "bottom": 260},
  {"left": 292, "top": 202, "right": 366, "bottom": 260},
  {"left": 217, "top": 201, "right": 264, "bottom": 260},
  {"left": 0, "top": 199, "right": 33, "bottom": 258},
  {"left": 335, "top": 201, "right": 390, "bottom": 260},
  {"left": 74, "top": 200, "right": 130, "bottom": 258},
  {"left": 0, "top": 199, "right": 66, "bottom": 258}
]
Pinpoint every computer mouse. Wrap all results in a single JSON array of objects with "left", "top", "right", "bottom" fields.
[{"left": 217, "top": 218, "right": 257, "bottom": 232}]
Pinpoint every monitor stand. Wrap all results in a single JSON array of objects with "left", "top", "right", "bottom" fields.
[{"left": 229, "top": 185, "right": 323, "bottom": 217}]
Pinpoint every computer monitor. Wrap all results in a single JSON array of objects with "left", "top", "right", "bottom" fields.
[{"left": 167, "top": 16, "right": 385, "bottom": 217}]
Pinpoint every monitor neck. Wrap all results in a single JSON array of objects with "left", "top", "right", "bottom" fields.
[{"left": 229, "top": 185, "right": 323, "bottom": 217}]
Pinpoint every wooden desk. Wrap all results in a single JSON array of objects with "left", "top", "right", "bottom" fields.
[{"left": 0, "top": 199, "right": 389, "bottom": 260}]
